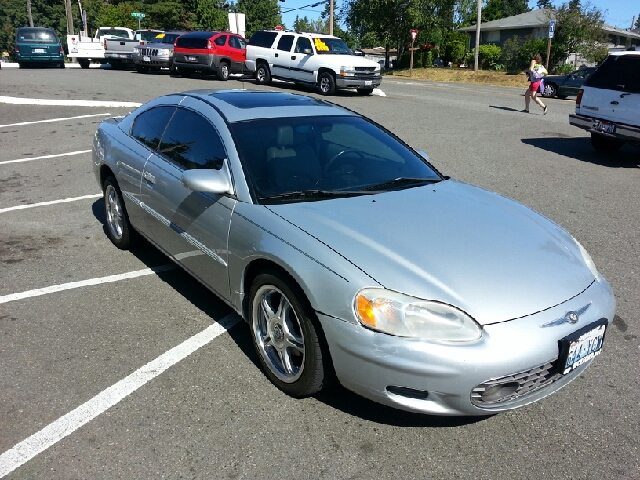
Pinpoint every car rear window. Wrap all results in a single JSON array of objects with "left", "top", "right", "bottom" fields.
[
  {"left": 16, "top": 28, "right": 60, "bottom": 44},
  {"left": 586, "top": 55, "right": 640, "bottom": 93},
  {"left": 97, "top": 28, "right": 131, "bottom": 39},
  {"left": 248, "top": 31, "right": 278, "bottom": 48},
  {"left": 176, "top": 36, "right": 209, "bottom": 49}
]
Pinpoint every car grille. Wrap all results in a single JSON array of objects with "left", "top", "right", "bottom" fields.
[
  {"left": 354, "top": 67, "right": 377, "bottom": 75},
  {"left": 138, "top": 48, "right": 159, "bottom": 56},
  {"left": 470, "top": 360, "right": 564, "bottom": 406}
]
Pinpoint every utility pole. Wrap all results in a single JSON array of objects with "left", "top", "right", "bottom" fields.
[
  {"left": 64, "top": 0, "right": 74, "bottom": 35},
  {"left": 474, "top": 0, "right": 481, "bottom": 72},
  {"left": 329, "top": 0, "right": 333, "bottom": 36},
  {"left": 26, "top": 0, "right": 34, "bottom": 27}
]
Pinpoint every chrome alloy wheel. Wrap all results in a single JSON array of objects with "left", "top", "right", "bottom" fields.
[
  {"left": 105, "top": 184, "right": 124, "bottom": 240},
  {"left": 252, "top": 285, "right": 305, "bottom": 383},
  {"left": 319, "top": 76, "right": 331, "bottom": 94},
  {"left": 256, "top": 68, "right": 266, "bottom": 82}
]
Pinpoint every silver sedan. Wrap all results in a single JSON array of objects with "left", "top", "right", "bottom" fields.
[{"left": 93, "top": 90, "right": 615, "bottom": 416}]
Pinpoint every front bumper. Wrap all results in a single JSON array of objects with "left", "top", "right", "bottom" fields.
[
  {"left": 132, "top": 52, "right": 172, "bottom": 68},
  {"left": 569, "top": 113, "right": 640, "bottom": 144},
  {"left": 335, "top": 74, "right": 382, "bottom": 89},
  {"left": 318, "top": 276, "right": 615, "bottom": 415}
]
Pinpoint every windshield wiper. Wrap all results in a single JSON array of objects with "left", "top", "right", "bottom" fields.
[
  {"left": 362, "top": 177, "right": 441, "bottom": 192},
  {"left": 260, "top": 189, "right": 372, "bottom": 202}
]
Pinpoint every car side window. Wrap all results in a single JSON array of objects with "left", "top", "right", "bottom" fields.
[
  {"left": 294, "top": 37, "right": 312, "bottom": 54},
  {"left": 229, "top": 36, "right": 245, "bottom": 50},
  {"left": 248, "top": 31, "right": 277, "bottom": 48},
  {"left": 131, "top": 106, "right": 176, "bottom": 150},
  {"left": 277, "top": 35, "right": 295, "bottom": 52},
  {"left": 158, "top": 108, "right": 226, "bottom": 170},
  {"left": 215, "top": 35, "right": 227, "bottom": 46}
]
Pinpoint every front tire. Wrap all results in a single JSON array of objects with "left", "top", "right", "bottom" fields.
[
  {"left": 255, "top": 63, "right": 271, "bottom": 85},
  {"left": 318, "top": 71, "right": 335, "bottom": 96},
  {"left": 542, "top": 82, "right": 557, "bottom": 98},
  {"left": 103, "top": 177, "right": 135, "bottom": 249},
  {"left": 357, "top": 87, "right": 373, "bottom": 95},
  {"left": 135, "top": 64, "right": 149, "bottom": 74},
  {"left": 249, "top": 269, "right": 329, "bottom": 397},
  {"left": 217, "top": 61, "right": 230, "bottom": 81},
  {"left": 590, "top": 133, "right": 624, "bottom": 152}
]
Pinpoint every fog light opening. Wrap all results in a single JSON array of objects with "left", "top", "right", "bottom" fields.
[
  {"left": 386, "top": 386, "right": 429, "bottom": 400},
  {"left": 481, "top": 382, "right": 519, "bottom": 403}
]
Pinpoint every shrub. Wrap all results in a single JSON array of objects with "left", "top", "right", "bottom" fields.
[
  {"left": 501, "top": 36, "right": 547, "bottom": 74},
  {"left": 441, "top": 31, "right": 467, "bottom": 64},
  {"left": 553, "top": 63, "right": 575, "bottom": 74},
  {"left": 422, "top": 50, "right": 433, "bottom": 68},
  {"left": 399, "top": 52, "right": 411, "bottom": 69},
  {"left": 412, "top": 50, "right": 423, "bottom": 68}
]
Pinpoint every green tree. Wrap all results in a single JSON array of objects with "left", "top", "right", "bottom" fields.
[
  {"left": 236, "top": 0, "right": 282, "bottom": 37},
  {"left": 635, "top": 14, "right": 640, "bottom": 29},
  {"left": 536, "top": 0, "right": 553, "bottom": 8}
]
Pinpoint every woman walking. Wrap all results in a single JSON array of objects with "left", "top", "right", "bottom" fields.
[{"left": 524, "top": 54, "right": 548, "bottom": 114}]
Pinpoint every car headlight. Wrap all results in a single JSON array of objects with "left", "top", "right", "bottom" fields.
[
  {"left": 575, "top": 238, "right": 600, "bottom": 280},
  {"left": 354, "top": 288, "right": 482, "bottom": 342},
  {"left": 158, "top": 49, "right": 170, "bottom": 56},
  {"left": 340, "top": 66, "right": 355, "bottom": 77}
]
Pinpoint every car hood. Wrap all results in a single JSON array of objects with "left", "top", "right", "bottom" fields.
[
  {"left": 319, "top": 55, "right": 379, "bottom": 68},
  {"left": 266, "top": 180, "right": 595, "bottom": 325}
]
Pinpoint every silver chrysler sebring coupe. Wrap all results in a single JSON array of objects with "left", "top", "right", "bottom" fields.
[{"left": 93, "top": 90, "right": 615, "bottom": 416}]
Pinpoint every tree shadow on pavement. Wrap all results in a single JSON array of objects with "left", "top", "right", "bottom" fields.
[{"left": 522, "top": 136, "right": 640, "bottom": 168}]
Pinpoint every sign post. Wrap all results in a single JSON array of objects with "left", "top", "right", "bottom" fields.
[
  {"left": 131, "top": 12, "right": 145, "bottom": 29},
  {"left": 409, "top": 29, "right": 418, "bottom": 77},
  {"left": 546, "top": 20, "right": 555, "bottom": 70}
]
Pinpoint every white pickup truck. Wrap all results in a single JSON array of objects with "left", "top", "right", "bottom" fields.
[
  {"left": 66, "top": 27, "right": 135, "bottom": 69},
  {"left": 569, "top": 51, "right": 640, "bottom": 152},
  {"left": 103, "top": 29, "right": 164, "bottom": 69}
]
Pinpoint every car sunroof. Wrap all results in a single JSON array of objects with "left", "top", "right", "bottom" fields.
[{"left": 210, "top": 91, "right": 331, "bottom": 109}]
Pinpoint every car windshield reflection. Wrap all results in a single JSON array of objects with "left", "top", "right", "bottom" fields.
[{"left": 229, "top": 116, "right": 441, "bottom": 204}]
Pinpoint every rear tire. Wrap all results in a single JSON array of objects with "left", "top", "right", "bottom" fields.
[
  {"left": 591, "top": 133, "right": 624, "bottom": 152},
  {"left": 103, "top": 176, "right": 135, "bottom": 250},
  {"left": 318, "top": 72, "right": 335, "bottom": 96},
  {"left": 59, "top": 61, "right": 66, "bottom": 69},
  {"left": 78, "top": 59, "right": 90, "bottom": 69},
  {"left": 255, "top": 63, "right": 271, "bottom": 85},
  {"left": 217, "top": 61, "right": 230, "bottom": 81}
]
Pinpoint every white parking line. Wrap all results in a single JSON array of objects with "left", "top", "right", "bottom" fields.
[
  {"left": 0, "top": 150, "right": 92, "bottom": 166},
  {"left": 0, "top": 194, "right": 101, "bottom": 214},
  {"left": 0, "top": 113, "right": 111, "bottom": 128},
  {"left": 0, "top": 96, "right": 142, "bottom": 108},
  {"left": 0, "top": 313, "right": 240, "bottom": 478},
  {"left": 0, "top": 265, "right": 176, "bottom": 304}
]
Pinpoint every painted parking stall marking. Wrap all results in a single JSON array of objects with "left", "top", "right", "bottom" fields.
[
  {"left": 0, "top": 194, "right": 102, "bottom": 214},
  {"left": 0, "top": 150, "right": 92, "bottom": 166},
  {"left": 0, "top": 113, "right": 114, "bottom": 128},
  {"left": 0, "top": 96, "right": 142, "bottom": 108},
  {"left": 0, "top": 313, "right": 240, "bottom": 478}
]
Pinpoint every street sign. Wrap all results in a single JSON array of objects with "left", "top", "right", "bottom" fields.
[
  {"left": 275, "top": 25, "right": 283, "bottom": 31},
  {"left": 549, "top": 20, "right": 555, "bottom": 39},
  {"left": 410, "top": 29, "right": 418, "bottom": 41},
  {"left": 131, "top": 12, "right": 146, "bottom": 18}
]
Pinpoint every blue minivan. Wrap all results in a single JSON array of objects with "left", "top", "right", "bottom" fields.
[{"left": 15, "top": 27, "right": 65, "bottom": 68}]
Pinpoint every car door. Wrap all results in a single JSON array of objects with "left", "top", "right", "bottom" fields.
[
  {"left": 562, "top": 69, "right": 590, "bottom": 96},
  {"left": 228, "top": 35, "right": 247, "bottom": 73},
  {"left": 116, "top": 105, "right": 176, "bottom": 231},
  {"left": 288, "top": 36, "right": 315, "bottom": 83},
  {"left": 271, "top": 34, "right": 295, "bottom": 78},
  {"left": 140, "top": 98, "right": 235, "bottom": 302}
]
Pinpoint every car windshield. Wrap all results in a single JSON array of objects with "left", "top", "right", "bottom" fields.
[
  {"left": 312, "top": 37, "right": 352, "bottom": 55},
  {"left": 137, "top": 31, "right": 162, "bottom": 42},
  {"left": 17, "top": 28, "right": 59, "bottom": 44},
  {"left": 229, "top": 116, "right": 441, "bottom": 204}
]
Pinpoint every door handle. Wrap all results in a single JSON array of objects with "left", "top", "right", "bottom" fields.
[
  {"left": 291, "top": 56, "right": 296, "bottom": 60},
  {"left": 610, "top": 101, "right": 619, "bottom": 105},
  {"left": 275, "top": 53, "right": 279, "bottom": 57},
  {"left": 143, "top": 172, "right": 155, "bottom": 184}
]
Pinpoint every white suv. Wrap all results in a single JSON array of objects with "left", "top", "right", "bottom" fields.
[
  {"left": 569, "top": 51, "right": 640, "bottom": 152},
  {"left": 245, "top": 30, "right": 382, "bottom": 95}
]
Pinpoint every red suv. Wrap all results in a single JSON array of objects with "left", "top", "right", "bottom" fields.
[{"left": 172, "top": 31, "right": 248, "bottom": 80}]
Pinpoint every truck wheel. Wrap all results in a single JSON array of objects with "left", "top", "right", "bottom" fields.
[
  {"left": 59, "top": 61, "right": 66, "bottom": 69},
  {"left": 218, "top": 61, "right": 230, "bottom": 81},
  {"left": 135, "top": 64, "right": 149, "bottom": 74},
  {"left": 78, "top": 59, "right": 90, "bottom": 69},
  {"left": 255, "top": 63, "right": 271, "bottom": 85},
  {"left": 590, "top": 133, "right": 624, "bottom": 152},
  {"left": 318, "top": 72, "right": 335, "bottom": 96},
  {"left": 357, "top": 88, "right": 373, "bottom": 95}
]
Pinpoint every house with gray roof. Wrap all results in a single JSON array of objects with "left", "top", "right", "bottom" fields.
[{"left": 458, "top": 9, "right": 640, "bottom": 52}]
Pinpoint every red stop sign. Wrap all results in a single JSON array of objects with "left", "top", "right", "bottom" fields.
[
  {"left": 275, "top": 25, "right": 283, "bottom": 31},
  {"left": 410, "top": 29, "right": 418, "bottom": 41}
]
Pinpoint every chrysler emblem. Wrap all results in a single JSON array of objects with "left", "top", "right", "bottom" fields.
[{"left": 541, "top": 303, "right": 590, "bottom": 328}]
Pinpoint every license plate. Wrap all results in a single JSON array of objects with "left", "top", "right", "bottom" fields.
[
  {"left": 594, "top": 120, "right": 615, "bottom": 134},
  {"left": 143, "top": 56, "right": 150, "bottom": 62},
  {"left": 34, "top": 48, "right": 45, "bottom": 53},
  {"left": 186, "top": 56, "right": 197, "bottom": 62},
  {"left": 559, "top": 320, "right": 607, "bottom": 375},
  {"left": 364, "top": 80, "right": 372, "bottom": 86}
]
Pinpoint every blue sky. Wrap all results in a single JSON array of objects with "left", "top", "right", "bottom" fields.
[{"left": 277, "top": 1, "right": 640, "bottom": 31}]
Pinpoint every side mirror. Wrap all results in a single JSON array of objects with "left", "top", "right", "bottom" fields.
[
  {"left": 181, "top": 164, "right": 233, "bottom": 195},
  {"left": 353, "top": 49, "right": 364, "bottom": 56},
  {"left": 303, "top": 48, "right": 313, "bottom": 55},
  {"left": 416, "top": 150, "right": 430, "bottom": 162}
]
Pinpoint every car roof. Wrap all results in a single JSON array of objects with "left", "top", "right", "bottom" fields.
[
  {"left": 256, "top": 29, "right": 339, "bottom": 39},
  {"left": 179, "top": 31, "right": 237, "bottom": 38},
  {"left": 179, "top": 89, "right": 354, "bottom": 123}
]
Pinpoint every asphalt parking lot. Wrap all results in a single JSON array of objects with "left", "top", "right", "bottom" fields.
[{"left": 0, "top": 67, "right": 639, "bottom": 479}]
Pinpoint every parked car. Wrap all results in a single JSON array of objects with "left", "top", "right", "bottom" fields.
[
  {"left": 569, "top": 51, "right": 640, "bottom": 152},
  {"left": 15, "top": 26, "right": 65, "bottom": 68},
  {"left": 67, "top": 27, "right": 135, "bottom": 69},
  {"left": 541, "top": 67, "right": 596, "bottom": 98},
  {"left": 93, "top": 90, "right": 615, "bottom": 416},
  {"left": 103, "top": 29, "right": 164, "bottom": 69},
  {"left": 172, "top": 31, "right": 248, "bottom": 79},
  {"left": 132, "top": 31, "right": 188, "bottom": 74},
  {"left": 245, "top": 30, "right": 381, "bottom": 95}
]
